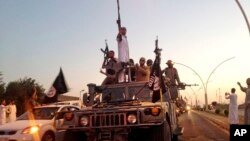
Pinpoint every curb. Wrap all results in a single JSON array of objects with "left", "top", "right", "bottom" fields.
[{"left": 192, "top": 111, "right": 229, "bottom": 131}]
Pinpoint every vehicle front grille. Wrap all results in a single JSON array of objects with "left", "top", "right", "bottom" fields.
[
  {"left": 8, "top": 130, "right": 17, "bottom": 135},
  {"left": 0, "top": 130, "right": 17, "bottom": 135},
  {"left": 91, "top": 113, "right": 126, "bottom": 127}
]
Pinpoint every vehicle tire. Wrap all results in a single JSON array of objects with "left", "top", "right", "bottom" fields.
[
  {"left": 63, "top": 130, "right": 87, "bottom": 141},
  {"left": 150, "top": 121, "right": 172, "bottom": 141},
  {"left": 172, "top": 135, "right": 178, "bottom": 141},
  {"left": 41, "top": 131, "right": 55, "bottom": 141}
]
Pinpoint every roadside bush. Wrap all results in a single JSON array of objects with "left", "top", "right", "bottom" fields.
[
  {"left": 212, "top": 101, "right": 217, "bottom": 107},
  {"left": 215, "top": 108, "right": 221, "bottom": 114},
  {"left": 224, "top": 109, "right": 229, "bottom": 116}
]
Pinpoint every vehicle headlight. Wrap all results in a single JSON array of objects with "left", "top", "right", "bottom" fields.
[
  {"left": 22, "top": 126, "right": 39, "bottom": 134},
  {"left": 151, "top": 107, "right": 161, "bottom": 116},
  {"left": 144, "top": 107, "right": 161, "bottom": 116},
  {"left": 79, "top": 116, "right": 89, "bottom": 126},
  {"left": 127, "top": 114, "right": 137, "bottom": 124},
  {"left": 176, "top": 108, "right": 180, "bottom": 113},
  {"left": 186, "top": 106, "right": 191, "bottom": 110}
]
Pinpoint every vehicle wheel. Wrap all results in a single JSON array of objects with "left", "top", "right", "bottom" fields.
[
  {"left": 172, "top": 135, "right": 178, "bottom": 141},
  {"left": 150, "top": 121, "right": 172, "bottom": 141},
  {"left": 42, "top": 131, "right": 55, "bottom": 141},
  {"left": 63, "top": 130, "right": 87, "bottom": 141}
]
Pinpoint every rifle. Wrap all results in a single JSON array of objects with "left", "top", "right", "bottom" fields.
[
  {"left": 177, "top": 83, "right": 199, "bottom": 90},
  {"left": 100, "top": 40, "right": 109, "bottom": 67},
  {"left": 116, "top": 0, "right": 122, "bottom": 41},
  {"left": 116, "top": 0, "right": 121, "bottom": 30},
  {"left": 148, "top": 37, "right": 164, "bottom": 90},
  {"left": 154, "top": 36, "right": 162, "bottom": 57}
]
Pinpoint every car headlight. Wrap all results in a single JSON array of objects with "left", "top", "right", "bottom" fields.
[
  {"left": 22, "top": 126, "right": 39, "bottom": 134},
  {"left": 79, "top": 116, "right": 89, "bottom": 126},
  {"left": 186, "top": 106, "right": 191, "bottom": 110},
  {"left": 127, "top": 114, "right": 137, "bottom": 124}
]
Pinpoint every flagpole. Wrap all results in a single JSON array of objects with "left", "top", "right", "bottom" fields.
[
  {"left": 160, "top": 88, "right": 166, "bottom": 121},
  {"left": 156, "top": 36, "right": 165, "bottom": 120}
]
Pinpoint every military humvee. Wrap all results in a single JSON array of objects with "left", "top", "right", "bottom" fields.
[{"left": 55, "top": 81, "right": 183, "bottom": 141}]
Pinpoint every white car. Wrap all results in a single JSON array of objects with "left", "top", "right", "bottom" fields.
[{"left": 0, "top": 104, "right": 80, "bottom": 141}]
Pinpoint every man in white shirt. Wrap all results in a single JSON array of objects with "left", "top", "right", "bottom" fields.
[
  {"left": 117, "top": 27, "right": 129, "bottom": 83},
  {"left": 0, "top": 99, "right": 6, "bottom": 125},
  {"left": 7, "top": 99, "right": 17, "bottom": 122},
  {"left": 225, "top": 88, "right": 239, "bottom": 124}
]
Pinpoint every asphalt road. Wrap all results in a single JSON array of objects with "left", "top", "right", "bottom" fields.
[{"left": 178, "top": 111, "right": 229, "bottom": 141}]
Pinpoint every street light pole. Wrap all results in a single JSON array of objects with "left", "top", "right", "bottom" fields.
[
  {"left": 204, "top": 56, "right": 235, "bottom": 107},
  {"left": 235, "top": 0, "right": 250, "bottom": 36},
  {"left": 175, "top": 57, "right": 235, "bottom": 111},
  {"left": 189, "top": 87, "right": 197, "bottom": 107},
  {"left": 174, "top": 62, "right": 206, "bottom": 109}
]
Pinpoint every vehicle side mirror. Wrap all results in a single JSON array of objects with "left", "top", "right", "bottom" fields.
[
  {"left": 84, "top": 83, "right": 97, "bottom": 106},
  {"left": 83, "top": 93, "right": 91, "bottom": 106}
]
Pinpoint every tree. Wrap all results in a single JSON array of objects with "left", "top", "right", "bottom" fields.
[
  {"left": 4, "top": 77, "right": 45, "bottom": 116},
  {"left": 0, "top": 72, "right": 5, "bottom": 97}
]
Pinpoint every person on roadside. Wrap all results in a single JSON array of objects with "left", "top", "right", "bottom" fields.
[
  {"left": 225, "top": 88, "right": 239, "bottom": 124},
  {"left": 0, "top": 99, "right": 6, "bottom": 125},
  {"left": 24, "top": 87, "right": 40, "bottom": 120},
  {"left": 237, "top": 78, "right": 250, "bottom": 124},
  {"left": 7, "top": 99, "right": 17, "bottom": 122},
  {"left": 25, "top": 86, "right": 40, "bottom": 112}
]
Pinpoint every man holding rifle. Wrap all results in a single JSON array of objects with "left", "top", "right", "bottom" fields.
[
  {"left": 116, "top": 0, "right": 130, "bottom": 83},
  {"left": 117, "top": 27, "right": 129, "bottom": 64},
  {"left": 162, "top": 60, "right": 183, "bottom": 100}
]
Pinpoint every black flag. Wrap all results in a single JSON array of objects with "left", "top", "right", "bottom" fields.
[
  {"left": 43, "top": 68, "right": 69, "bottom": 104},
  {"left": 148, "top": 38, "right": 166, "bottom": 103}
]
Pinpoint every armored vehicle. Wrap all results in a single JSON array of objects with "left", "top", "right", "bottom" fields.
[{"left": 54, "top": 80, "right": 184, "bottom": 141}]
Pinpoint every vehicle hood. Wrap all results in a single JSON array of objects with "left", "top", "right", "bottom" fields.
[
  {"left": 140, "top": 101, "right": 167, "bottom": 106},
  {"left": 0, "top": 120, "right": 52, "bottom": 130}
]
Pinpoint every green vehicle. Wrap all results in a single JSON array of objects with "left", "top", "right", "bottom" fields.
[{"left": 55, "top": 81, "right": 184, "bottom": 141}]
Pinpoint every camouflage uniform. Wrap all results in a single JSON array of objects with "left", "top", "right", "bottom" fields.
[{"left": 162, "top": 67, "right": 181, "bottom": 100}]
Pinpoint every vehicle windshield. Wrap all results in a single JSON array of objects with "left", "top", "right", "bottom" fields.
[
  {"left": 101, "top": 83, "right": 152, "bottom": 103},
  {"left": 55, "top": 101, "right": 80, "bottom": 107},
  {"left": 17, "top": 107, "right": 60, "bottom": 120}
]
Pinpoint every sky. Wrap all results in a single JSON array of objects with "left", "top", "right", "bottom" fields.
[{"left": 0, "top": 0, "right": 249, "bottom": 106}]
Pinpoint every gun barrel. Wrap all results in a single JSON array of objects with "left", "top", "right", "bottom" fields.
[
  {"left": 117, "top": 0, "right": 121, "bottom": 29},
  {"left": 184, "top": 84, "right": 199, "bottom": 87},
  {"left": 100, "top": 48, "right": 105, "bottom": 53}
]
